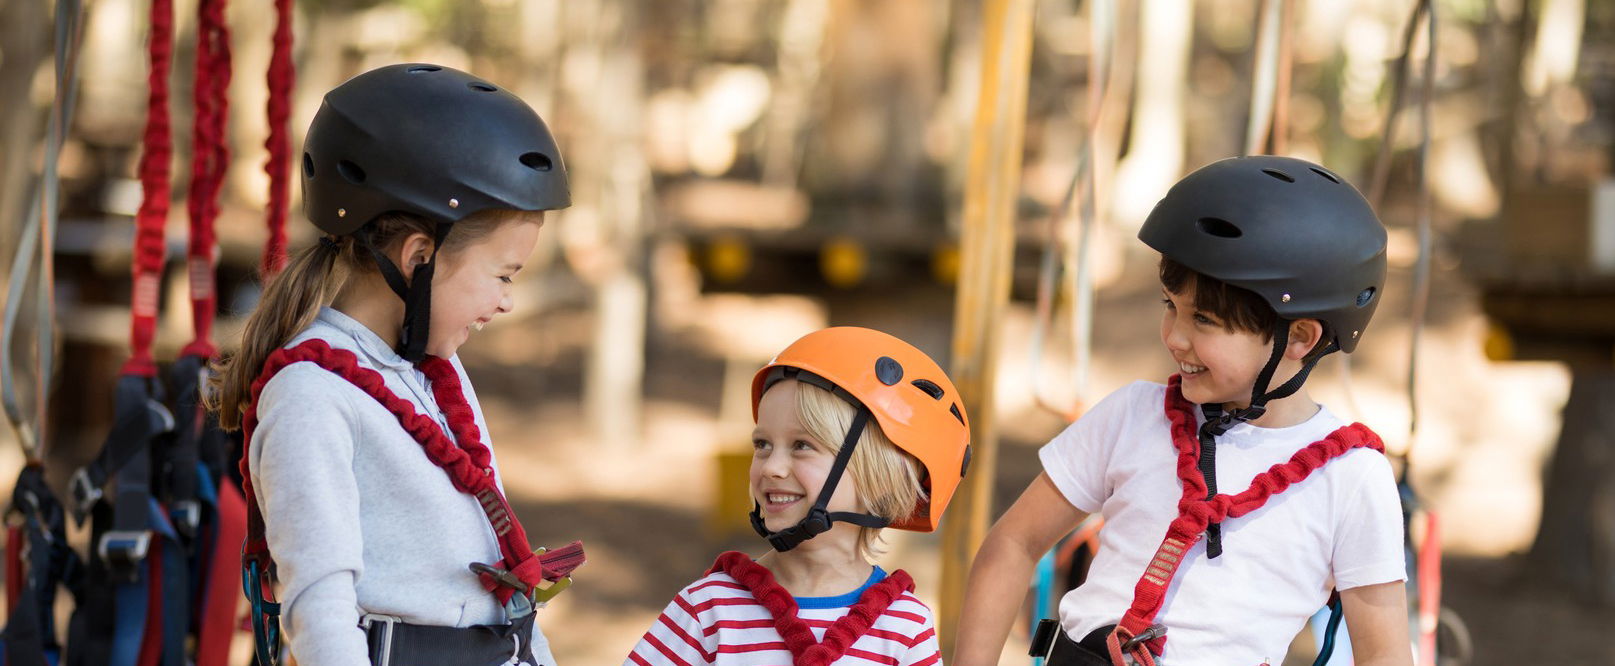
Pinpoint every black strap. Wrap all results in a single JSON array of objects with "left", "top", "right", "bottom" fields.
[
  {"left": 163, "top": 355, "right": 207, "bottom": 544},
  {"left": 354, "top": 222, "right": 453, "bottom": 363},
  {"left": 69, "top": 375, "right": 175, "bottom": 523},
  {"left": 1194, "top": 322, "right": 1340, "bottom": 558},
  {"left": 749, "top": 405, "right": 892, "bottom": 551},
  {"left": 364, "top": 612, "right": 538, "bottom": 666},
  {"left": 4, "top": 466, "right": 79, "bottom": 666}
]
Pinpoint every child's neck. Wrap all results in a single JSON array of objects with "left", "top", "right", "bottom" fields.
[
  {"left": 757, "top": 528, "right": 873, "bottom": 598},
  {"left": 1224, "top": 386, "right": 1319, "bottom": 430},
  {"left": 332, "top": 277, "right": 404, "bottom": 350}
]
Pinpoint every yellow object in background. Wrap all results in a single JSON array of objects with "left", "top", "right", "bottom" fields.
[
  {"left": 710, "top": 446, "right": 757, "bottom": 536},
  {"left": 1483, "top": 321, "right": 1515, "bottom": 362},
  {"left": 705, "top": 236, "right": 751, "bottom": 283},
  {"left": 932, "top": 242, "right": 960, "bottom": 285},
  {"left": 820, "top": 237, "right": 867, "bottom": 288}
]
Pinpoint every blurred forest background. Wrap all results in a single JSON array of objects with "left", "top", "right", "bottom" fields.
[{"left": 3, "top": 0, "right": 1615, "bottom": 663}]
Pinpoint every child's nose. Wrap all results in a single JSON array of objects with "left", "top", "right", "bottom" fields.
[
  {"left": 759, "top": 448, "right": 791, "bottom": 477},
  {"left": 1164, "top": 318, "right": 1191, "bottom": 352}
]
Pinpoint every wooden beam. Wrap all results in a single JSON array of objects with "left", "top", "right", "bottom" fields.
[{"left": 938, "top": 0, "right": 1036, "bottom": 658}]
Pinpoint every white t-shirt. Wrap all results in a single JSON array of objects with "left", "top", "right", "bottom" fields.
[{"left": 1039, "top": 381, "right": 1405, "bottom": 666}]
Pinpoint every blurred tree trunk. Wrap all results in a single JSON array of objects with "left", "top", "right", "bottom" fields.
[
  {"left": 565, "top": 0, "right": 649, "bottom": 450},
  {"left": 1530, "top": 371, "right": 1615, "bottom": 606},
  {"left": 0, "top": 0, "right": 50, "bottom": 258}
]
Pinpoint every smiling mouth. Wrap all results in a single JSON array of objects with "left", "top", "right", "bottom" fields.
[
  {"left": 1178, "top": 361, "right": 1206, "bottom": 375},
  {"left": 762, "top": 493, "right": 804, "bottom": 511}
]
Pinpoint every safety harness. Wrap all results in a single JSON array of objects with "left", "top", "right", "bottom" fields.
[
  {"left": 707, "top": 551, "right": 914, "bottom": 666},
  {"left": 1103, "top": 374, "right": 1384, "bottom": 665},
  {"left": 239, "top": 339, "right": 584, "bottom": 664}
]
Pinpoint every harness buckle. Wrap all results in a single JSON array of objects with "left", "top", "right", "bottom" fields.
[
  {"left": 360, "top": 614, "right": 403, "bottom": 666},
  {"left": 100, "top": 529, "right": 152, "bottom": 582},
  {"left": 170, "top": 500, "right": 201, "bottom": 540},
  {"left": 68, "top": 468, "right": 102, "bottom": 519}
]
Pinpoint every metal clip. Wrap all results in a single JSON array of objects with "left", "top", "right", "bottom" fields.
[
  {"left": 470, "top": 561, "right": 527, "bottom": 590},
  {"left": 171, "top": 500, "right": 201, "bottom": 540},
  {"left": 530, "top": 576, "right": 572, "bottom": 607},
  {"left": 1120, "top": 624, "right": 1167, "bottom": 652},
  {"left": 68, "top": 468, "right": 102, "bottom": 518},
  {"left": 100, "top": 530, "right": 152, "bottom": 582}
]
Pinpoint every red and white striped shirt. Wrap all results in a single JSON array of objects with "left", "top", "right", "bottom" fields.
[{"left": 626, "top": 553, "right": 941, "bottom": 666}]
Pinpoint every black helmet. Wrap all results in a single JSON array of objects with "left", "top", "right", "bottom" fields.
[
  {"left": 301, "top": 63, "right": 570, "bottom": 361},
  {"left": 1137, "top": 155, "right": 1386, "bottom": 353},
  {"left": 303, "top": 63, "right": 570, "bottom": 235}
]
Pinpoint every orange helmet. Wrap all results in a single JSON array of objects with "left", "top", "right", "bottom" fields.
[{"left": 751, "top": 327, "right": 971, "bottom": 540}]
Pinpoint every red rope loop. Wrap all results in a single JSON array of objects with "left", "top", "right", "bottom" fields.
[
  {"left": 182, "top": 0, "right": 232, "bottom": 359},
  {"left": 241, "top": 340, "right": 558, "bottom": 604},
  {"left": 1115, "top": 375, "right": 1386, "bottom": 655},
  {"left": 262, "top": 0, "right": 295, "bottom": 276},
  {"left": 709, "top": 551, "right": 916, "bottom": 666},
  {"left": 124, "top": 0, "right": 176, "bottom": 376}
]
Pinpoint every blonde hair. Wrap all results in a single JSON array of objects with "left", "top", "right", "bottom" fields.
[
  {"left": 794, "top": 382, "right": 927, "bottom": 560},
  {"left": 209, "top": 209, "right": 533, "bottom": 430}
]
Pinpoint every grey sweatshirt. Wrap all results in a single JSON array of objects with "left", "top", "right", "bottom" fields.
[{"left": 248, "top": 308, "right": 556, "bottom": 665}]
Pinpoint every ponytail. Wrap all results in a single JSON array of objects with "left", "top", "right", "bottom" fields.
[{"left": 209, "top": 238, "right": 346, "bottom": 430}]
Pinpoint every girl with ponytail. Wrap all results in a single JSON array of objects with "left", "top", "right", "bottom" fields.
[{"left": 209, "top": 64, "right": 578, "bottom": 666}]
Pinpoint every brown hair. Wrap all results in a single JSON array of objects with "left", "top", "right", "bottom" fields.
[
  {"left": 209, "top": 209, "right": 531, "bottom": 430},
  {"left": 1159, "top": 256, "right": 1330, "bottom": 360}
]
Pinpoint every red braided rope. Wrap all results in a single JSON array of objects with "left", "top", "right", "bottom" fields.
[
  {"left": 708, "top": 551, "right": 916, "bottom": 666},
  {"left": 240, "top": 340, "right": 567, "bottom": 604},
  {"left": 123, "top": 0, "right": 175, "bottom": 377},
  {"left": 1114, "top": 374, "right": 1385, "bottom": 655},
  {"left": 180, "top": 0, "right": 232, "bottom": 360},
  {"left": 261, "top": 0, "right": 294, "bottom": 276}
]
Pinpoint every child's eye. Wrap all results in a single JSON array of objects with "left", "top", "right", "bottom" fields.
[
  {"left": 792, "top": 440, "right": 815, "bottom": 452},
  {"left": 500, "top": 276, "right": 514, "bottom": 284},
  {"left": 1161, "top": 298, "right": 1175, "bottom": 310},
  {"left": 752, "top": 439, "right": 771, "bottom": 453},
  {"left": 1194, "top": 313, "right": 1215, "bottom": 325}
]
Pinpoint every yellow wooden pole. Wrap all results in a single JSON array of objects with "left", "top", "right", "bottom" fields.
[{"left": 938, "top": 0, "right": 1036, "bottom": 658}]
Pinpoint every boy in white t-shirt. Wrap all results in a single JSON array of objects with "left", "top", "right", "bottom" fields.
[{"left": 955, "top": 156, "right": 1412, "bottom": 666}]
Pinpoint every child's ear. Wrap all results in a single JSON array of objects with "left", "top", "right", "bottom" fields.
[
  {"left": 1285, "top": 319, "right": 1325, "bottom": 360},
  {"left": 397, "top": 232, "right": 436, "bottom": 271}
]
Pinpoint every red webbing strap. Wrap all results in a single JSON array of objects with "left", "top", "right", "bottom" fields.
[
  {"left": 261, "top": 0, "right": 294, "bottom": 276},
  {"left": 708, "top": 551, "right": 915, "bottom": 666},
  {"left": 240, "top": 340, "right": 576, "bottom": 606},
  {"left": 180, "top": 0, "right": 231, "bottom": 360},
  {"left": 1112, "top": 375, "right": 1385, "bottom": 658},
  {"left": 123, "top": 0, "right": 175, "bottom": 377},
  {"left": 196, "top": 479, "right": 247, "bottom": 666}
]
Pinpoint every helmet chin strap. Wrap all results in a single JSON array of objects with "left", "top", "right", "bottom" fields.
[
  {"left": 1195, "top": 321, "right": 1340, "bottom": 558},
  {"left": 750, "top": 406, "right": 890, "bottom": 552},
  {"left": 354, "top": 222, "right": 453, "bottom": 362}
]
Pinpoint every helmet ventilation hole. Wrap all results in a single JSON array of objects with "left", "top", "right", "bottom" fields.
[
  {"left": 949, "top": 403, "right": 965, "bottom": 426},
  {"left": 468, "top": 82, "right": 498, "bottom": 92},
  {"left": 1261, "top": 168, "right": 1295, "bottom": 183},
  {"left": 910, "top": 379, "right": 944, "bottom": 400},
  {"left": 337, "top": 160, "right": 367, "bottom": 184},
  {"left": 875, "top": 357, "right": 904, "bottom": 385},
  {"left": 406, "top": 65, "right": 442, "bottom": 73},
  {"left": 1196, "top": 217, "right": 1243, "bottom": 238},
  {"left": 1310, "top": 167, "right": 1341, "bottom": 183},
  {"left": 520, "top": 152, "right": 554, "bottom": 172},
  {"left": 302, "top": 152, "right": 314, "bottom": 178},
  {"left": 1356, "top": 287, "right": 1376, "bottom": 307}
]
